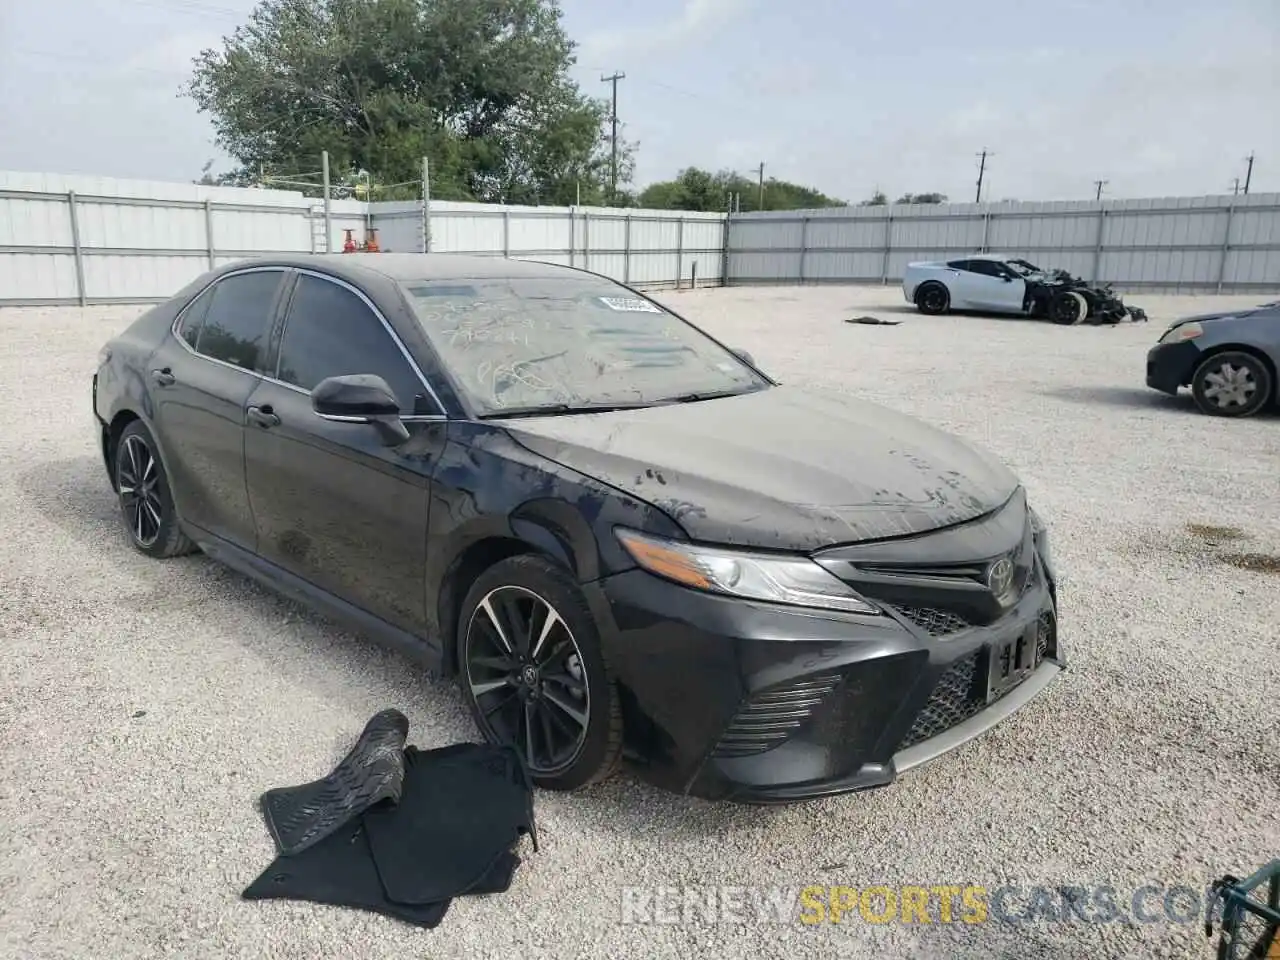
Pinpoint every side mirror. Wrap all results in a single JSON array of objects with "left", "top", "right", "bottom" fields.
[
  {"left": 733, "top": 348, "right": 756, "bottom": 366},
  {"left": 311, "top": 374, "right": 410, "bottom": 446}
]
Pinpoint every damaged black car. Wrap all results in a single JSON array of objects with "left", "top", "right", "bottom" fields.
[{"left": 93, "top": 253, "right": 1064, "bottom": 804}]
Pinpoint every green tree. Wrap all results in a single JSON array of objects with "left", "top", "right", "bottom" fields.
[
  {"left": 894, "top": 192, "right": 947, "bottom": 204},
  {"left": 185, "top": 0, "right": 632, "bottom": 205},
  {"left": 638, "top": 167, "right": 843, "bottom": 212},
  {"left": 858, "top": 190, "right": 888, "bottom": 206}
]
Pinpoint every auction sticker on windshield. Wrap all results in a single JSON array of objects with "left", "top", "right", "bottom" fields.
[{"left": 598, "top": 296, "right": 662, "bottom": 313}]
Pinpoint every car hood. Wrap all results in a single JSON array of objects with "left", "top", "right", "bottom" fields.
[
  {"left": 501, "top": 386, "right": 1021, "bottom": 552},
  {"left": 1172, "top": 305, "right": 1274, "bottom": 326}
]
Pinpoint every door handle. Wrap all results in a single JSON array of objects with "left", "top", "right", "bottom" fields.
[
  {"left": 150, "top": 368, "right": 175, "bottom": 387},
  {"left": 246, "top": 405, "right": 281, "bottom": 429}
]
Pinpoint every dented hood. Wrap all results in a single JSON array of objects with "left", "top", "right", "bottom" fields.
[{"left": 502, "top": 385, "right": 1021, "bottom": 552}]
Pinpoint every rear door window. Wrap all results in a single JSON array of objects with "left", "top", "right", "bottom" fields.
[
  {"left": 175, "top": 286, "right": 215, "bottom": 350},
  {"left": 194, "top": 270, "right": 285, "bottom": 373}
]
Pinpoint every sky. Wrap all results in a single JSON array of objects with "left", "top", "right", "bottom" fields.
[{"left": 1, "top": 0, "right": 1277, "bottom": 202}]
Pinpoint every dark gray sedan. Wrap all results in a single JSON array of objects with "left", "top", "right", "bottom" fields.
[{"left": 1146, "top": 301, "right": 1280, "bottom": 417}]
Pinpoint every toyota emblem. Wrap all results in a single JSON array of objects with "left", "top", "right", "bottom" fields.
[{"left": 987, "top": 557, "right": 1015, "bottom": 603}]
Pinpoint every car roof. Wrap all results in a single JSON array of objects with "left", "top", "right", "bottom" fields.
[{"left": 222, "top": 252, "right": 591, "bottom": 284}]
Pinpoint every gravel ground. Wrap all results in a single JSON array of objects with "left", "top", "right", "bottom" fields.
[{"left": 1, "top": 286, "right": 1277, "bottom": 960}]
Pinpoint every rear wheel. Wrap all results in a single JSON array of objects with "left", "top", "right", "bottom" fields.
[
  {"left": 915, "top": 282, "right": 950, "bottom": 315},
  {"left": 114, "top": 420, "right": 196, "bottom": 558},
  {"left": 457, "top": 555, "right": 623, "bottom": 791},
  {"left": 1191, "top": 351, "right": 1273, "bottom": 418}
]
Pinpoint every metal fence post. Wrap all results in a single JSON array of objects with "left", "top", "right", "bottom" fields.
[
  {"left": 676, "top": 218, "right": 685, "bottom": 289},
  {"left": 67, "top": 190, "right": 86, "bottom": 306},
  {"left": 980, "top": 211, "right": 991, "bottom": 253},
  {"left": 421, "top": 157, "right": 431, "bottom": 253},
  {"left": 880, "top": 212, "right": 893, "bottom": 284},
  {"left": 1092, "top": 207, "right": 1106, "bottom": 280},
  {"left": 584, "top": 211, "right": 591, "bottom": 271},
  {"left": 798, "top": 215, "right": 809, "bottom": 284},
  {"left": 721, "top": 211, "right": 731, "bottom": 287},
  {"left": 569, "top": 208, "right": 575, "bottom": 268},
  {"left": 204, "top": 199, "right": 215, "bottom": 269},
  {"left": 502, "top": 210, "right": 510, "bottom": 258},
  {"left": 322, "top": 150, "right": 332, "bottom": 253},
  {"left": 1215, "top": 201, "right": 1236, "bottom": 294},
  {"left": 623, "top": 215, "right": 632, "bottom": 284}
]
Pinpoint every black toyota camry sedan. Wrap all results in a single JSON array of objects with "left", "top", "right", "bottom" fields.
[{"left": 93, "top": 253, "right": 1062, "bottom": 803}]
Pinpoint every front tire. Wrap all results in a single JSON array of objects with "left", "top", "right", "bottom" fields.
[
  {"left": 114, "top": 420, "right": 196, "bottom": 558},
  {"left": 1049, "top": 291, "right": 1087, "bottom": 325},
  {"left": 457, "top": 555, "right": 623, "bottom": 792},
  {"left": 1191, "top": 351, "right": 1273, "bottom": 418},
  {"left": 915, "top": 282, "right": 950, "bottom": 315}
]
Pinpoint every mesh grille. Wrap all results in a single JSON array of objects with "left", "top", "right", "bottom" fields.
[
  {"left": 890, "top": 605, "right": 972, "bottom": 637},
  {"left": 711, "top": 672, "right": 842, "bottom": 758},
  {"left": 897, "top": 651, "right": 985, "bottom": 750}
]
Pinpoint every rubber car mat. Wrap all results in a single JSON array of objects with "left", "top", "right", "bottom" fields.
[
  {"left": 241, "top": 820, "right": 522, "bottom": 928},
  {"left": 259, "top": 708, "right": 410, "bottom": 857},
  {"left": 363, "top": 742, "right": 537, "bottom": 906}
]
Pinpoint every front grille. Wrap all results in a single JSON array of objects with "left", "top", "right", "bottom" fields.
[
  {"left": 711, "top": 672, "right": 842, "bottom": 758},
  {"left": 896, "top": 651, "right": 985, "bottom": 750},
  {"left": 1036, "top": 610, "right": 1055, "bottom": 661},
  {"left": 889, "top": 605, "right": 973, "bottom": 637}
]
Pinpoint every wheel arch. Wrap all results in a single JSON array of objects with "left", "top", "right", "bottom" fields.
[{"left": 436, "top": 534, "right": 557, "bottom": 679}]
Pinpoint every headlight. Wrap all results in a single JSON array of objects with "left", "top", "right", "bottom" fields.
[
  {"left": 1158, "top": 321, "right": 1205, "bottom": 343},
  {"left": 615, "top": 528, "right": 881, "bottom": 616}
]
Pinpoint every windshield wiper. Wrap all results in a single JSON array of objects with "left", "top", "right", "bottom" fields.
[
  {"left": 657, "top": 387, "right": 753, "bottom": 404},
  {"left": 477, "top": 401, "right": 655, "bottom": 419}
]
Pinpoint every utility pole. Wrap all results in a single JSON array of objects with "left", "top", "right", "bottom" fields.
[
  {"left": 1094, "top": 179, "right": 1108, "bottom": 201},
  {"left": 975, "top": 149, "right": 991, "bottom": 202},
  {"left": 1243, "top": 152, "right": 1255, "bottom": 195},
  {"left": 757, "top": 162, "right": 766, "bottom": 210},
  {"left": 601, "top": 72, "right": 626, "bottom": 202}
]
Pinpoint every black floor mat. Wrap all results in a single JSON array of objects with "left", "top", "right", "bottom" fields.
[
  {"left": 259, "top": 708, "right": 410, "bottom": 857},
  {"left": 363, "top": 743, "right": 537, "bottom": 906},
  {"left": 242, "top": 820, "right": 521, "bottom": 928}
]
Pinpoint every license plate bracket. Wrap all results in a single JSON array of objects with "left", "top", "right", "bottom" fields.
[{"left": 985, "top": 624, "right": 1039, "bottom": 704}]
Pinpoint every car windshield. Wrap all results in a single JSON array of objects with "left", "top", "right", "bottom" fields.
[
  {"left": 399, "top": 276, "right": 767, "bottom": 416},
  {"left": 1006, "top": 258, "right": 1044, "bottom": 276}
]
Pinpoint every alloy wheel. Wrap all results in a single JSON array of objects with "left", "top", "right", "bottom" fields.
[
  {"left": 464, "top": 585, "right": 590, "bottom": 776},
  {"left": 117, "top": 434, "right": 163, "bottom": 547},
  {"left": 1201, "top": 361, "right": 1258, "bottom": 411}
]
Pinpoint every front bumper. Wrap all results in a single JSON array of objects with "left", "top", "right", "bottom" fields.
[
  {"left": 590, "top": 556, "right": 1063, "bottom": 804},
  {"left": 1146, "top": 339, "right": 1201, "bottom": 395}
]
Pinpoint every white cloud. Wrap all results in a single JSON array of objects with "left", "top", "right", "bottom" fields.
[{"left": 579, "top": 0, "right": 752, "bottom": 63}]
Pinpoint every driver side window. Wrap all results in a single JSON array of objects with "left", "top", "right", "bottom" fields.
[{"left": 275, "top": 274, "right": 436, "bottom": 416}]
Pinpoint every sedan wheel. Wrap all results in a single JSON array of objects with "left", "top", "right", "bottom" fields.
[
  {"left": 458, "top": 555, "right": 623, "bottom": 791},
  {"left": 114, "top": 421, "right": 196, "bottom": 558},
  {"left": 1191, "top": 351, "right": 1273, "bottom": 418}
]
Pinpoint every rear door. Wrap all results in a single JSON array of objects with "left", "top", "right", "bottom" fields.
[
  {"left": 148, "top": 267, "right": 288, "bottom": 549},
  {"left": 242, "top": 270, "right": 447, "bottom": 635}
]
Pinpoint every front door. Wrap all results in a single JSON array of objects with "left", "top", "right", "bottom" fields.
[
  {"left": 148, "top": 267, "right": 287, "bottom": 549},
  {"left": 242, "top": 270, "right": 447, "bottom": 636}
]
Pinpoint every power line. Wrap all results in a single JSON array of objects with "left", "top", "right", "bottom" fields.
[{"left": 600, "top": 71, "right": 625, "bottom": 202}]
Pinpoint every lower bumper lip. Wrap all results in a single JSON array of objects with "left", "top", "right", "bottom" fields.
[{"left": 592, "top": 563, "right": 1063, "bottom": 804}]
